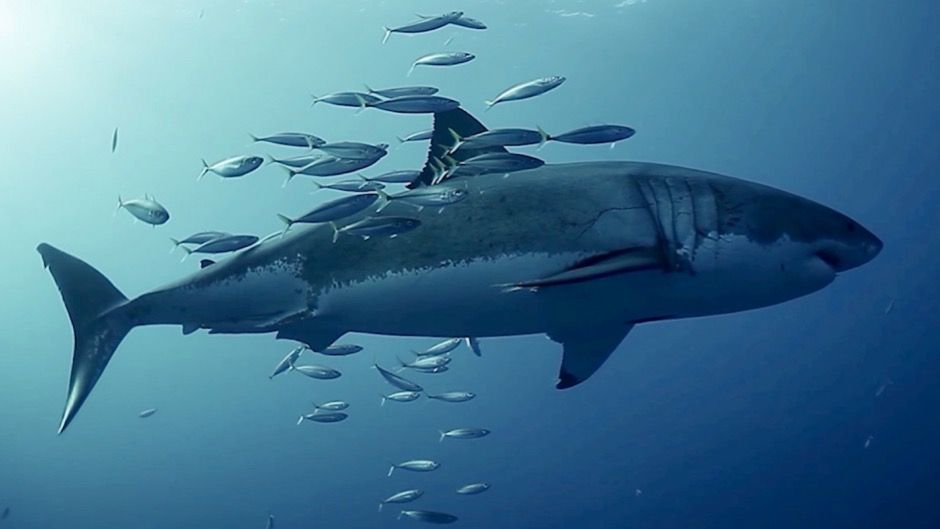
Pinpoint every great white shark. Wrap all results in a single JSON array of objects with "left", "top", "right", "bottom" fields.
[{"left": 39, "top": 109, "right": 882, "bottom": 433}]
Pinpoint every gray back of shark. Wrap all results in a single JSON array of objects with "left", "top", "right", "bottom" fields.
[{"left": 37, "top": 108, "right": 882, "bottom": 433}]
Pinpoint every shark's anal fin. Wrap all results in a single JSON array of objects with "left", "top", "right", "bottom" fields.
[
  {"left": 549, "top": 325, "right": 634, "bottom": 389},
  {"left": 276, "top": 319, "right": 346, "bottom": 352},
  {"left": 503, "top": 247, "right": 664, "bottom": 291}
]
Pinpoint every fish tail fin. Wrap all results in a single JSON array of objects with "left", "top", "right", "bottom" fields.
[
  {"left": 168, "top": 238, "right": 181, "bottom": 253},
  {"left": 382, "top": 27, "right": 392, "bottom": 44},
  {"left": 396, "top": 136, "right": 405, "bottom": 144},
  {"left": 363, "top": 83, "right": 374, "bottom": 95},
  {"left": 407, "top": 63, "right": 416, "bottom": 77},
  {"left": 388, "top": 465, "right": 396, "bottom": 477},
  {"left": 198, "top": 159, "right": 210, "bottom": 181},
  {"left": 353, "top": 93, "right": 369, "bottom": 114},
  {"left": 330, "top": 222, "right": 341, "bottom": 243},
  {"left": 380, "top": 394, "right": 387, "bottom": 406},
  {"left": 439, "top": 430, "right": 446, "bottom": 442},
  {"left": 376, "top": 189, "right": 391, "bottom": 213},
  {"left": 276, "top": 214, "right": 293, "bottom": 238},
  {"left": 37, "top": 244, "right": 132, "bottom": 434},
  {"left": 483, "top": 100, "right": 495, "bottom": 111},
  {"left": 536, "top": 125, "right": 550, "bottom": 149},
  {"left": 378, "top": 503, "right": 383, "bottom": 512},
  {"left": 114, "top": 195, "right": 123, "bottom": 217},
  {"left": 356, "top": 172, "right": 370, "bottom": 182},
  {"left": 279, "top": 166, "right": 296, "bottom": 188},
  {"left": 248, "top": 133, "right": 259, "bottom": 143},
  {"left": 446, "top": 128, "right": 462, "bottom": 153},
  {"left": 296, "top": 415, "right": 305, "bottom": 426},
  {"left": 310, "top": 94, "right": 320, "bottom": 107}
]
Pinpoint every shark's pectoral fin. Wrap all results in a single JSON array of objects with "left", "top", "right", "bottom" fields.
[
  {"left": 549, "top": 324, "right": 634, "bottom": 389},
  {"left": 503, "top": 247, "right": 665, "bottom": 291},
  {"left": 276, "top": 319, "right": 346, "bottom": 352},
  {"left": 199, "top": 259, "right": 215, "bottom": 269}
]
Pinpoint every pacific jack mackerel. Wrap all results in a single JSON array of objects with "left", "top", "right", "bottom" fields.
[{"left": 38, "top": 109, "right": 882, "bottom": 433}]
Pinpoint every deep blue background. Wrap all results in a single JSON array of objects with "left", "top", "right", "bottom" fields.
[{"left": 1, "top": 1, "right": 938, "bottom": 528}]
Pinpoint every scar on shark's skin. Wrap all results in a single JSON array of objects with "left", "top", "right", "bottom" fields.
[{"left": 37, "top": 108, "right": 882, "bottom": 433}]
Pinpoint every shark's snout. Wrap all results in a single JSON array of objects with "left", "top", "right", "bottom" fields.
[{"left": 814, "top": 221, "right": 882, "bottom": 273}]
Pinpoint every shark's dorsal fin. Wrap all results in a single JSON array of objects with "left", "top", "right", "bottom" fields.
[
  {"left": 549, "top": 325, "right": 633, "bottom": 389},
  {"left": 411, "top": 108, "right": 507, "bottom": 188}
]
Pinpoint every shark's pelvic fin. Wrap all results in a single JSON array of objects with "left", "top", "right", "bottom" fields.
[
  {"left": 412, "top": 108, "right": 508, "bottom": 188},
  {"left": 550, "top": 325, "right": 634, "bottom": 389},
  {"left": 503, "top": 247, "right": 665, "bottom": 291},
  {"left": 37, "top": 243, "right": 132, "bottom": 434},
  {"left": 276, "top": 320, "right": 346, "bottom": 352}
]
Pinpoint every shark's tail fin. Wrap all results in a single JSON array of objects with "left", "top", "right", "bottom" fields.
[{"left": 37, "top": 244, "right": 132, "bottom": 434}]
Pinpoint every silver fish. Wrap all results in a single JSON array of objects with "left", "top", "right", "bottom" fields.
[
  {"left": 269, "top": 345, "right": 306, "bottom": 379},
  {"left": 458, "top": 152, "right": 545, "bottom": 173},
  {"left": 450, "top": 16, "right": 486, "bottom": 30},
  {"left": 417, "top": 13, "right": 487, "bottom": 30},
  {"left": 311, "top": 91, "right": 380, "bottom": 107},
  {"left": 313, "top": 141, "right": 388, "bottom": 161},
  {"left": 111, "top": 127, "right": 118, "bottom": 153},
  {"left": 409, "top": 52, "right": 475, "bottom": 75},
  {"left": 388, "top": 460, "right": 439, "bottom": 477},
  {"left": 181, "top": 234, "right": 259, "bottom": 255},
  {"left": 117, "top": 196, "right": 169, "bottom": 225},
  {"left": 366, "top": 85, "right": 439, "bottom": 98},
  {"left": 417, "top": 338, "right": 463, "bottom": 356},
  {"left": 455, "top": 482, "right": 490, "bottom": 495},
  {"left": 250, "top": 132, "right": 325, "bottom": 148},
  {"left": 465, "top": 337, "right": 481, "bottom": 357},
  {"left": 268, "top": 153, "right": 324, "bottom": 168},
  {"left": 332, "top": 216, "right": 421, "bottom": 243},
  {"left": 427, "top": 391, "right": 475, "bottom": 403},
  {"left": 379, "top": 489, "right": 423, "bottom": 512},
  {"left": 313, "top": 400, "right": 349, "bottom": 411},
  {"left": 310, "top": 179, "right": 385, "bottom": 193},
  {"left": 368, "top": 96, "right": 461, "bottom": 114},
  {"left": 413, "top": 365, "right": 449, "bottom": 374},
  {"left": 377, "top": 187, "right": 468, "bottom": 212},
  {"left": 383, "top": 11, "right": 464, "bottom": 43},
  {"left": 138, "top": 408, "right": 158, "bottom": 418},
  {"left": 199, "top": 155, "right": 264, "bottom": 179},
  {"left": 397, "top": 129, "right": 434, "bottom": 143},
  {"left": 543, "top": 124, "right": 635, "bottom": 145},
  {"left": 398, "top": 510, "right": 458, "bottom": 524},
  {"left": 290, "top": 364, "right": 341, "bottom": 380},
  {"left": 318, "top": 344, "right": 364, "bottom": 356},
  {"left": 359, "top": 170, "right": 422, "bottom": 184},
  {"left": 277, "top": 193, "right": 379, "bottom": 232},
  {"left": 485, "top": 76, "right": 566, "bottom": 109},
  {"left": 381, "top": 391, "right": 422, "bottom": 406},
  {"left": 285, "top": 156, "right": 383, "bottom": 180},
  {"left": 265, "top": 514, "right": 274, "bottom": 529},
  {"left": 449, "top": 127, "right": 546, "bottom": 152},
  {"left": 170, "top": 231, "right": 229, "bottom": 250},
  {"left": 297, "top": 411, "right": 348, "bottom": 424},
  {"left": 439, "top": 428, "right": 490, "bottom": 442},
  {"left": 399, "top": 354, "right": 452, "bottom": 371},
  {"left": 374, "top": 364, "right": 423, "bottom": 392}
]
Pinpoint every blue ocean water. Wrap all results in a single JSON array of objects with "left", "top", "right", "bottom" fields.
[{"left": 1, "top": 1, "right": 938, "bottom": 528}]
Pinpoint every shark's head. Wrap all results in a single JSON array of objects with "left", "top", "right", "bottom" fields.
[
  {"left": 710, "top": 175, "right": 883, "bottom": 274},
  {"left": 628, "top": 166, "right": 882, "bottom": 316}
]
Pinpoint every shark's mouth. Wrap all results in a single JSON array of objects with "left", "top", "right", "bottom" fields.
[{"left": 815, "top": 248, "right": 845, "bottom": 272}]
